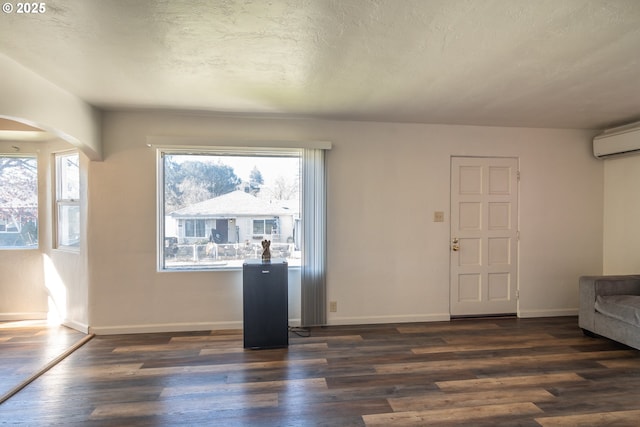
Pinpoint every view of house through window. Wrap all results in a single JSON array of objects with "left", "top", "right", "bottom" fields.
[
  {"left": 0, "top": 155, "right": 38, "bottom": 249},
  {"left": 161, "top": 152, "right": 301, "bottom": 269},
  {"left": 55, "top": 152, "right": 80, "bottom": 249}
]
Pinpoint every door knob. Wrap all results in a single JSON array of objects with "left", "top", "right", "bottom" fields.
[{"left": 452, "top": 244, "right": 460, "bottom": 251}]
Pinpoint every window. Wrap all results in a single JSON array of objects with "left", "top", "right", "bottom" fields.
[
  {"left": 184, "top": 219, "right": 206, "bottom": 238},
  {"left": 253, "top": 219, "right": 277, "bottom": 235},
  {"left": 55, "top": 152, "right": 80, "bottom": 249},
  {"left": 0, "top": 155, "right": 38, "bottom": 249},
  {"left": 159, "top": 149, "right": 301, "bottom": 270}
]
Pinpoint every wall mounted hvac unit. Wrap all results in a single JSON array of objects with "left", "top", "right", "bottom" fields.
[{"left": 593, "top": 121, "right": 640, "bottom": 159}]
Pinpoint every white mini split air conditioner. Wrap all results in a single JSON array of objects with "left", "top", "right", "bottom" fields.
[{"left": 593, "top": 121, "right": 640, "bottom": 159}]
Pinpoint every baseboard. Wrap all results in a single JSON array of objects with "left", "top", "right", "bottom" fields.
[
  {"left": 288, "top": 318, "right": 301, "bottom": 327},
  {"left": 326, "top": 313, "right": 451, "bottom": 326},
  {"left": 62, "top": 319, "right": 90, "bottom": 334},
  {"left": 518, "top": 308, "right": 578, "bottom": 318},
  {"left": 90, "top": 318, "right": 308, "bottom": 335},
  {"left": 0, "top": 312, "right": 47, "bottom": 322},
  {"left": 89, "top": 320, "right": 244, "bottom": 335},
  {"left": 76, "top": 310, "right": 577, "bottom": 335}
]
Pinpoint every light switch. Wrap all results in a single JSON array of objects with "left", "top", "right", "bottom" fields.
[{"left": 434, "top": 211, "right": 445, "bottom": 222}]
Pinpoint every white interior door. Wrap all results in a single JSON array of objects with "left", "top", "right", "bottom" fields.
[{"left": 450, "top": 157, "right": 519, "bottom": 316}]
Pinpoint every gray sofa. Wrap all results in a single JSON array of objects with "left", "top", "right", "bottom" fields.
[{"left": 579, "top": 275, "right": 640, "bottom": 350}]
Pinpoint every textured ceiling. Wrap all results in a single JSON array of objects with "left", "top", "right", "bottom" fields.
[{"left": 1, "top": 0, "right": 640, "bottom": 130}]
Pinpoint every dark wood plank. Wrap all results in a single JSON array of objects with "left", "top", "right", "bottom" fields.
[{"left": 536, "top": 409, "right": 640, "bottom": 426}]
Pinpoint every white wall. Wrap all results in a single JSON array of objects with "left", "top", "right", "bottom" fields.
[
  {"left": 88, "top": 111, "right": 603, "bottom": 333},
  {"left": 327, "top": 123, "right": 603, "bottom": 322},
  {"left": 603, "top": 155, "right": 640, "bottom": 274}
]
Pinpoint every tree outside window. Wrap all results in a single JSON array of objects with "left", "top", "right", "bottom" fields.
[{"left": 0, "top": 155, "right": 38, "bottom": 249}]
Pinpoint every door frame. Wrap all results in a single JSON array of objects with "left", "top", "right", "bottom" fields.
[{"left": 449, "top": 155, "right": 521, "bottom": 317}]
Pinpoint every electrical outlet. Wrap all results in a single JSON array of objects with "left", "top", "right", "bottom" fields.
[
  {"left": 434, "top": 211, "right": 445, "bottom": 222},
  {"left": 329, "top": 301, "right": 337, "bottom": 312}
]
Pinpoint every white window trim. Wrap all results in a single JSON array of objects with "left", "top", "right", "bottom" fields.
[
  {"left": 54, "top": 151, "right": 80, "bottom": 252},
  {"left": 156, "top": 147, "right": 301, "bottom": 271},
  {"left": 154, "top": 143, "right": 332, "bottom": 278},
  {"left": 147, "top": 137, "right": 331, "bottom": 151}
]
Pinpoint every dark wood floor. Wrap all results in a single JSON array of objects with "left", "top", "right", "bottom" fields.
[{"left": 1, "top": 316, "right": 639, "bottom": 426}]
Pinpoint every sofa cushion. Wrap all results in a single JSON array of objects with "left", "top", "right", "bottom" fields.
[{"left": 595, "top": 295, "right": 640, "bottom": 328}]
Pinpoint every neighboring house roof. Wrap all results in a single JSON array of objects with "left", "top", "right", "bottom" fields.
[{"left": 171, "top": 190, "right": 294, "bottom": 218}]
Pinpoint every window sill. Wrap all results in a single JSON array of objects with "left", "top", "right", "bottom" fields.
[
  {"left": 0, "top": 246, "right": 40, "bottom": 251},
  {"left": 53, "top": 246, "right": 80, "bottom": 254},
  {"left": 159, "top": 262, "right": 301, "bottom": 273}
]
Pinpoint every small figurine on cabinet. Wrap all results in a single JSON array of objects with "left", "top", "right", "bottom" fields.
[{"left": 261, "top": 239, "right": 271, "bottom": 263}]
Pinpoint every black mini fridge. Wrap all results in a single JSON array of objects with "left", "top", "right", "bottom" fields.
[{"left": 242, "top": 259, "right": 288, "bottom": 349}]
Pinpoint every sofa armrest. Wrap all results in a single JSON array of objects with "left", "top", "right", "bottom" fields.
[{"left": 579, "top": 275, "right": 640, "bottom": 330}]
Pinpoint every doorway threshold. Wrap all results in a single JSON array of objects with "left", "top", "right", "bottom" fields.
[{"left": 451, "top": 313, "right": 517, "bottom": 320}]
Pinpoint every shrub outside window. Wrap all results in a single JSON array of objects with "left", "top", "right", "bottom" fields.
[{"left": 0, "top": 155, "right": 38, "bottom": 249}]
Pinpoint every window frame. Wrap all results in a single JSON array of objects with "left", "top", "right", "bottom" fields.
[
  {"left": 54, "top": 151, "right": 80, "bottom": 251},
  {"left": 156, "top": 146, "right": 303, "bottom": 272},
  {"left": 0, "top": 153, "right": 39, "bottom": 250}
]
